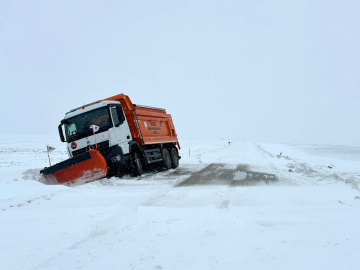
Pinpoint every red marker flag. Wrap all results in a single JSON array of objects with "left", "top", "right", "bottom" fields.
[
  {"left": 90, "top": 125, "right": 100, "bottom": 132},
  {"left": 90, "top": 125, "right": 99, "bottom": 149},
  {"left": 46, "top": 145, "right": 55, "bottom": 166},
  {"left": 47, "top": 146, "right": 56, "bottom": 153}
]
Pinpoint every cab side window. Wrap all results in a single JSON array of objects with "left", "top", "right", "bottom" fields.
[
  {"left": 110, "top": 107, "right": 120, "bottom": 126},
  {"left": 110, "top": 106, "right": 125, "bottom": 127},
  {"left": 116, "top": 106, "right": 125, "bottom": 123}
]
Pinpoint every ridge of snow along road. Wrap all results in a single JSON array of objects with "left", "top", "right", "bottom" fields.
[{"left": 0, "top": 134, "right": 360, "bottom": 270}]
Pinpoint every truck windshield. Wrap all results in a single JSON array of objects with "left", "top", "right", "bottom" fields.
[{"left": 65, "top": 107, "right": 112, "bottom": 142}]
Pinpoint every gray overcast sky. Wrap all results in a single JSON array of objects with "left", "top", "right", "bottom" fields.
[{"left": 1, "top": 0, "right": 359, "bottom": 145}]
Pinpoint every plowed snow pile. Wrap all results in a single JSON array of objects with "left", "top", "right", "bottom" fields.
[{"left": 1, "top": 134, "right": 360, "bottom": 270}]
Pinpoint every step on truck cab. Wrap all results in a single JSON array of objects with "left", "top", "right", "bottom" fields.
[{"left": 58, "top": 93, "right": 181, "bottom": 178}]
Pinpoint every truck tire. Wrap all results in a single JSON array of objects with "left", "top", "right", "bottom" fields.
[
  {"left": 170, "top": 148, "right": 179, "bottom": 169},
  {"left": 162, "top": 148, "right": 172, "bottom": 170},
  {"left": 132, "top": 152, "right": 143, "bottom": 177}
]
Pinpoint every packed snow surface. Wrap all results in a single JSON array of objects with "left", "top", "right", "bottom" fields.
[{"left": 1, "top": 134, "right": 360, "bottom": 270}]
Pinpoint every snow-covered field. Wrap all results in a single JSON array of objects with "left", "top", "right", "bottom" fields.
[{"left": 1, "top": 134, "right": 360, "bottom": 270}]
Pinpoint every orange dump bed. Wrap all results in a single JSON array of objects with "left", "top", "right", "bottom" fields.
[{"left": 104, "top": 94, "right": 180, "bottom": 148}]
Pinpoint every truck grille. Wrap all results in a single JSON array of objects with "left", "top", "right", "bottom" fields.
[{"left": 72, "top": 141, "right": 109, "bottom": 157}]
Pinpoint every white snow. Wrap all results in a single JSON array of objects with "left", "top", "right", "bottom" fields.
[
  {"left": 1, "top": 134, "right": 360, "bottom": 270},
  {"left": 233, "top": 171, "right": 247, "bottom": 180}
]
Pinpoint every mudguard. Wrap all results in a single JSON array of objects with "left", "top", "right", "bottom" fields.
[{"left": 40, "top": 149, "right": 107, "bottom": 185}]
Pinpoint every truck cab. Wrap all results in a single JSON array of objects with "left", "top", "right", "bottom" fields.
[{"left": 58, "top": 101, "right": 133, "bottom": 175}]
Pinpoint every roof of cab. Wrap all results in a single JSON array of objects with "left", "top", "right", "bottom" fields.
[{"left": 64, "top": 100, "right": 120, "bottom": 119}]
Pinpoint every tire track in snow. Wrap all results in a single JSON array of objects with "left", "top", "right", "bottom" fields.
[
  {"left": 1, "top": 189, "right": 69, "bottom": 211},
  {"left": 31, "top": 185, "right": 176, "bottom": 270}
]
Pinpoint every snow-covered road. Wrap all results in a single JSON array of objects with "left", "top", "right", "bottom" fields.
[{"left": 1, "top": 134, "right": 360, "bottom": 270}]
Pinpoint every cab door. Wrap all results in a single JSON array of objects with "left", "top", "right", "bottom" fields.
[{"left": 109, "top": 105, "right": 132, "bottom": 154}]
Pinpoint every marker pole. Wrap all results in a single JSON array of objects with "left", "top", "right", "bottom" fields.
[
  {"left": 93, "top": 129, "right": 98, "bottom": 149},
  {"left": 47, "top": 146, "right": 52, "bottom": 166}
]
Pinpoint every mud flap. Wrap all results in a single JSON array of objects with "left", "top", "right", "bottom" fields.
[{"left": 40, "top": 149, "right": 108, "bottom": 185}]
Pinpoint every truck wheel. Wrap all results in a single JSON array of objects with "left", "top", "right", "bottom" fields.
[
  {"left": 162, "top": 148, "right": 172, "bottom": 170},
  {"left": 132, "top": 152, "right": 143, "bottom": 176},
  {"left": 170, "top": 148, "right": 179, "bottom": 169}
]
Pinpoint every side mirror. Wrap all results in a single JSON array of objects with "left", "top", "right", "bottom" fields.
[{"left": 58, "top": 123, "right": 66, "bottom": 142}]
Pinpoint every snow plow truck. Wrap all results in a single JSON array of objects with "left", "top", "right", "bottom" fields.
[{"left": 40, "top": 94, "right": 181, "bottom": 185}]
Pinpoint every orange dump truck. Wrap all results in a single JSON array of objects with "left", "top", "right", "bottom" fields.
[{"left": 40, "top": 94, "right": 180, "bottom": 185}]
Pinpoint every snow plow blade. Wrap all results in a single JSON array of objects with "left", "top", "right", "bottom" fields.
[{"left": 40, "top": 149, "right": 108, "bottom": 186}]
